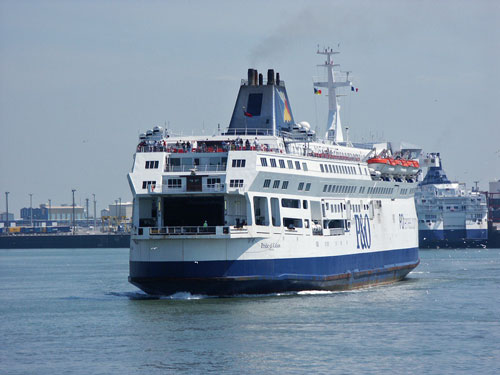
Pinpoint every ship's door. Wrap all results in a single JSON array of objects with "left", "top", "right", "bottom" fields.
[
  {"left": 346, "top": 200, "right": 352, "bottom": 220},
  {"left": 186, "top": 176, "right": 202, "bottom": 192}
]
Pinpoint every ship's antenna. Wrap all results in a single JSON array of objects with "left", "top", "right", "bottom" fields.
[{"left": 313, "top": 46, "right": 352, "bottom": 143}]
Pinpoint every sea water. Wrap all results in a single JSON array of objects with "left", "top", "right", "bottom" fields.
[{"left": 0, "top": 248, "right": 499, "bottom": 375}]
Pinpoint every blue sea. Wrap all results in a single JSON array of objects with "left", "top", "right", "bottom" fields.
[{"left": 1, "top": 248, "right": 499, "bottom": 375}]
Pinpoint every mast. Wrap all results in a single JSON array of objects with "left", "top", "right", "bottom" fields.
[{"left": 314, "top": 47, "right": 352, "bottom": 143}]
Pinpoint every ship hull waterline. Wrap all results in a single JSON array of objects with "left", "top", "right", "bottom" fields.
[{"left": 129, "top": 247, "right": 419, "bottom": 296}]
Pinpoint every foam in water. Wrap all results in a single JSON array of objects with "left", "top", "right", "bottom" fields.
[{"left": 163, "top": 292, "right": 209, "bottom": 300}]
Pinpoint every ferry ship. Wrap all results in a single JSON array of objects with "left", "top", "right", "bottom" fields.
[
  {"left": 127, "top": 49, "right": 421, "bottom": 296},
  {"left": 415, "top": 153, "right": 488, "bottom": 248}
]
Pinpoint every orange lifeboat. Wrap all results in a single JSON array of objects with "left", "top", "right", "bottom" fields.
[
  {"left": 367, "top": 157, "right": 420, "bottom": 177},
  {"left": 367, "top": 157, "right": 396, "bottom": 175}
]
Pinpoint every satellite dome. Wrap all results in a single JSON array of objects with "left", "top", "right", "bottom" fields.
[{"left": 299, "top": 121, "right": 311, "bottom": 131}]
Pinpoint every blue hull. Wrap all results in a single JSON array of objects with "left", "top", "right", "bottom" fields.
[
  {"left": 129, "top": 247, "right": 419, "bottom": 296},
  {"left": 419, "top": 229, "right": 487, "bottom": 248}
]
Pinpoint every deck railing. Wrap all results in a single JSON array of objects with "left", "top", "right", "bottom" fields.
[
  {"left": 136, "top": 141, "right": 361, "bottom": 162},
  {"left": 165, "top": 164, "right": 227, "bottom": 172},
  {"left": 161, "top": 184, "right": 226, "bottom": 193},
  {"left": 146, "top": 226, "right": 217, "bottom": 236}
]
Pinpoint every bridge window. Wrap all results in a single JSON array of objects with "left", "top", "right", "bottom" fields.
[
  {"left": 263, "top": 179, "right": 271, "bottom": 188},
  {"left": 302, "top": 162, "right": 308, "bottom": 171},
  {"left": 320, "top": 164, "right": 325, "bottom": 173},
  {"left": 287, "top": 160, "right": 294, "bottom": 169},
  {"left": 260, "top": 158, "right": 268, "bottom": 167},
  {"left": 295, "top": 161, "right": 301, "bottom": 170},
  {"left": 279, "top": 159, "right": 286, "bottom": 168},
  {"left": 270, "top": 158, "right": 277, "bottom": 168}
]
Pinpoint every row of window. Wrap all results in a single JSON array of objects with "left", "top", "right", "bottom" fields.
[
  {"left": 322, "top": 184, "right": 401, "bottom": 196},
  {"left": 422, "top": 217, "right": 483, "bottom": 223},
  {"left": 367, "top": 187, "right": 394, "bottom": 195},
  {"left": 352, "top": 204, "right": 364, "bottom": 213},
  {"left": 166, "top": 177, "right": 223, "bottom": 189},
  {"left": 260, "top": 156, "right": 367, "bottom": 177},
  {"left": 261, "top": 157, "right": 308, "bottom": 171},
  {"left": 232, "top": 159, "right": 246, "bottom": 168},
  {"left": 145, "top": 160, "right": 159, "bottom": 169},
  {"left": 324, "top": 202, "right": 345, "bottom": 213},
  {"left": 323, "top": 184, "right": 357, "bottom": 194},
  {"left": 263, "top": 179, "right": 312, "bottom": 191},
  {"left": 142, "top": 181, "right": 156, "bottom": 189},
  {"left": 167, "top": 178, "right": 182, "bottom": 188},
  {"left": 323, "top": 202, "right": 367, "bottom": 214},
  {"left": 401, "top": 188, "right": 416, "bottom": 195},
  {"left": 320, "top": 163, "right": 366, "bottom": 176},
  {"left": 160, "top": 177, "right": 405, "bottom": 197},
  {"left": 297, "top": 182, "right": 312, "bottom": 191},
  {"left": 229, "top": 179, "right": 244, "bottom": 188},
  {"left": 207, "top": 178, "right": 221, "bottom": 188}
]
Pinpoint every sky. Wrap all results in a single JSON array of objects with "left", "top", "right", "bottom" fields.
[{"left": 1, "top": 0, "right": 499, "bottom": 218}]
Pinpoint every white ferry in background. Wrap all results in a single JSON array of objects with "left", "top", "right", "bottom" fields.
[
  {"left": 127, "top": 49, "right": 421, "bottom": 296},
  {"left": 415, "top": 153, "right": 488, "bottom": 248}
]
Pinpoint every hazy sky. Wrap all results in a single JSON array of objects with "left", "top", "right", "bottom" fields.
[{"left": 1, "top": 0, "right": 499, "bottom": 217}]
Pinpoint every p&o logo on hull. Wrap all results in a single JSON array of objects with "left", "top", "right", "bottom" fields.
[{"left": 355, "top": 214, "right": 371, "bottom": 249}]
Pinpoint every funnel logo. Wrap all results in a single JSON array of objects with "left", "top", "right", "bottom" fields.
[{"left": 277, "top": 90, "right": 292, "bottom": 123}]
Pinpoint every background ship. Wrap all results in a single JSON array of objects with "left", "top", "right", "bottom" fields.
[
  {"left": 487, "top": 180, "right": 500, "bottom": 248},
  {"left": 415, "top": 153, "right": 488, "bottom": 248}
]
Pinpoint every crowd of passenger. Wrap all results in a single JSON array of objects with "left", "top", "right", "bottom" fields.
[
  {"left": 136, "top": 137, "right": 361, "bottom": 162},
  {"left": 137, "top": 137, "right": 276, "bottom": 154}
]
